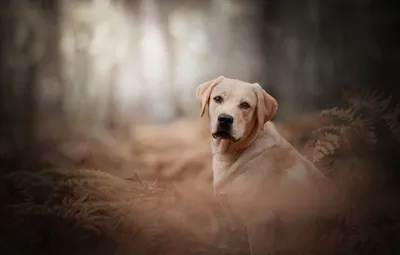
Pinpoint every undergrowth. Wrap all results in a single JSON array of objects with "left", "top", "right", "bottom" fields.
[{"left": 1, "top": 89, "right": 400, "bottom": 255}]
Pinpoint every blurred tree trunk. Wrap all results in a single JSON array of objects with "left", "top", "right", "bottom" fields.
[
  {"left": 0, "top": 0, "right": 60, "bottom": 153},
  {"left": 317, "top": 0, "right": 375, "bottom": 104},
  {"left": 209, "top": 0, "right": 232, "bottom": 77},
  {"left": 60, "top": 0, "right": 134, "bottom": 133},
  {"left": 108, "top": 0, "right": 142, "bottom": 140},
  {"left": 265, "top": 0, "right": 321, "bottom": 121},
  {"left": 264, "top": 0, "right": 392, "bottom": 119}
]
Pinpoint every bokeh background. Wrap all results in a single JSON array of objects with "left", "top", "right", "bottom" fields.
[
  {"left": 1, "top": 0, "right": 399, "bottom": 149},
  {"left": 1, "top": 0, "right": 400, "bottom": 255}
]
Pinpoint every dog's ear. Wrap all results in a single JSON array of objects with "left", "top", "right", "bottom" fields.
[
  {"left": 196, "top": 76, "right": 225, "bottom": 117},
  {"left": 253, "top": 83, "right": 278, "bottom": 131}
]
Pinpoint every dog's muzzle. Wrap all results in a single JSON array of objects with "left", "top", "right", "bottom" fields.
[{"left": 212, "top": 114, "right": 239, "bottom": 142}]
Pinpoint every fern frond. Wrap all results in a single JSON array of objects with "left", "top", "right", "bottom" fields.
[
  {"left": 382, "top": 103, "right": 400, "bottom": 142},
  {"left": 309, "top": 103, "right": 378, "bottom": 166},
  {"left": 310, "top": 133, "right": 341, "bottom": 163},
  {"left": 343, "top": 88, "right": 391, "bottom": 113},
  {"left": 321, "top": 107, "right": 357, "bottom": 124}
]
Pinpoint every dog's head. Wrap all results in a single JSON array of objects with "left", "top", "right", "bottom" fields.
[{"left": 196, "top": 76, "right": 278, "bottom": 143}]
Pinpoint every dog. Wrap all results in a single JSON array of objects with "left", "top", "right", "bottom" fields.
[{"left": 196, "top": 76, "right": 334, "bottom": 254}]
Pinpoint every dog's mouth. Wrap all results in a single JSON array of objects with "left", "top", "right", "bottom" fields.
[{"left": 212, "top": 131, "right": 240, "bottom": 142}]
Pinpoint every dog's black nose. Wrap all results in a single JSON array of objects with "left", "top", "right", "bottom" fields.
[{"left": 218, "top": 114, "right": 233, "bottom": 125}]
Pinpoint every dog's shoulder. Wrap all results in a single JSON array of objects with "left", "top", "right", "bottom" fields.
[
  {"left": 255, "top": 122, "right": 326, "bottom": 181},
  {"left": 258, "top": 122, "right": 281, "bottom": 148},
  {"left": 255, "top": 122, "right": 296, "bottom": 165}
]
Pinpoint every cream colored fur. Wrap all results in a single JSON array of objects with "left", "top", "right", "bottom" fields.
[{"left": 196, "top": 76, "right": 332, "bottom": 255}]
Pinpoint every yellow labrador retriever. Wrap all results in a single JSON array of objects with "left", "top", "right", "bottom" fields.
[{"left": 196, "top": 76, "right": 333, "bottom": 255}]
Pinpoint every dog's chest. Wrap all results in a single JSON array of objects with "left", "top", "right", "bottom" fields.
[
  {"left": 212, "top": 153, "right": 275, "bottom": 198},
  {"left": 212, "top": 157, "right": 234, "bottom": 187}
]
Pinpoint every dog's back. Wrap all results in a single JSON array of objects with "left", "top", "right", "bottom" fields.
[{"left": 220, "top": 122, "right": 333, "bottom": 221}]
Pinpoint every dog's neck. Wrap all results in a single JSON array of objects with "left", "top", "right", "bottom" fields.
[{"left": 212, "top": 122, "right": 281, "bottom": 192}]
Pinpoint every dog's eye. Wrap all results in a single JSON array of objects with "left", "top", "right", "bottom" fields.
[
  {"left": 239, "top": 102, "right": 251, "bottom": 109},
  {"left": 213, "top": 96, "right": 223, "bottom": 103}
]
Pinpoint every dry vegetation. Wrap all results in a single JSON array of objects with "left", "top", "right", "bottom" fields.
[{"left": 1, "top": 89, "right": 400, "bottom": 255}]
